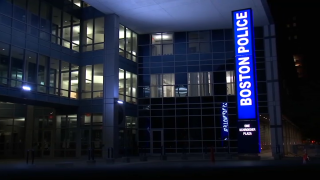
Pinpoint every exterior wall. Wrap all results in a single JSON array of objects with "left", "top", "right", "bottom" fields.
[
  {"left": 137, "top": 28, "right": 269, "bottom": 154},
  {"left": 0, "top": 0, "right": 138, "bottom": 159}
]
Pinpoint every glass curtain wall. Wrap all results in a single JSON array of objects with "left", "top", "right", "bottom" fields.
[
  {"left": 0, "top": 42, "right": 78, "bottom": 99},
  {"left": 82, "top": 17, "right": 104, "bottom": 52},
  {"left": 119, "top": 24, "right": 137, "bottom": 62},
  {"left": 4, "top": 0, "right": 81, "bottom": 51}
]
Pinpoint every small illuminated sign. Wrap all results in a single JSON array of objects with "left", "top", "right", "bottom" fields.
[
  {"left": 239, "top": 123, "right": 256, "bottom": 136},
  {"left": 233, "top": 9, "right": 257, "bottom": 120},
  {"left": 221, "top": 103, "right": 229, "bottom": 140}
]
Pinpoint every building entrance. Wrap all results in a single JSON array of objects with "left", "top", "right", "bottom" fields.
[{"left": 150, "top": 129, "right": 163, "bottom": 155}]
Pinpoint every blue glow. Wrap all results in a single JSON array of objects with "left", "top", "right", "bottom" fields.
[
  {"left": 233, "top": 9, "right": 257, "bottom": 120},
  {"left": 22, "top": 85, "right": 31, "bottom": 91},
  {"left": 221, "top": 103, "right": 229, "bottom": 141}
]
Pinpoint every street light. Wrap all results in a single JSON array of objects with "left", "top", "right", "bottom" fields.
[{"left": 117, "top": 100, "right": 123, "bottom": 104}]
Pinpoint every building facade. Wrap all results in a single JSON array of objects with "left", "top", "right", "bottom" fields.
[{"left": 0, "top": 0, "right": 300, "bottom": 159}]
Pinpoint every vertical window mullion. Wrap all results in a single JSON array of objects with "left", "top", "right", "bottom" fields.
[
  {"left": 58, "top": 60, "right": 61, "bottom": 96},
  {"left": 124, "top": 28, "right": 126, "bottom": 54},
  {"left": 91, "top": 65, "right": 93, "bottom": 99},
  {"left": 92, "top": 18, "right": 95, "bottom": 50}
]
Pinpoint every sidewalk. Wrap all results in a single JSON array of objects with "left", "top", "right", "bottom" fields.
[{"left": 0, "top": 152, "right": 275, "bottom": 168}]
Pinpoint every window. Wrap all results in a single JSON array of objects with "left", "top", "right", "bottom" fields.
[
  {"left": 188, "top": 72, "right": 213, "bottom": 97},
  {"left": 119, "top": 68, "right": 125, "bottom": 101},
  {"left": 151, "top": 33, "right": 173, "bottom": 56},
  {"left": 119, "top": 25, "right": 137, "bottom": 61},
  {"left": 10, "top": 46, "right": 24, "bottom": 88},
  {"left": 150, "top": 74, "right": 175, "bottom": 98},
  {"left": 49, "top": 59, "right": 60, "bottom": 95},
  {"left": 93, "top": 64, "right": 103, "bottom": 98},
  {"left": 60, "top": 61, "right": 70, "bottom": 97},
  {"left": 37, "top": 55, "right": 48, "bottom": 93},
  {"left": 94, "top": 17, "right": 104, "bottom": 50},
  {"left": 188, "top": 31, "right": 211, "bottom": 53},
  {"left": 72, "top": 17, "right": 80, "bottom": 52},
  {"left": 70, "top": 64, "right": 79, "bottom": 99},
  {"left": 0, "top": 42, "right": 10, "bottom": 85},
  {"left": 119, "top": 69, "right": 137, "bottom": 103},
  {"left": 51, "top": 7, "right": 62, "bottom": 45},
  {"left": 82, "top": 17, "right": 104, "bottom": 52},
  {"left": 226, "top": 71, "right": 235, "bottom": 95},
  {"left": 81, "top": 65, "right": 92, "bottom": 99},
  {"left": 125, "top": 71, "right": 137, "bottom": 103}
]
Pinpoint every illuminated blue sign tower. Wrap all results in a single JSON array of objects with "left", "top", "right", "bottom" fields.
[{"left": 232, "top": 9, "right": 260, "bottom": 154}]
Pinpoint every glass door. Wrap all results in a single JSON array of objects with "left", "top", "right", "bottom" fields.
[
  {"left": 150, "top": 129, "right": 163, "bottom": 155},
  {"left": 42, "top": 130, "right": 52, "bottom": 157}
]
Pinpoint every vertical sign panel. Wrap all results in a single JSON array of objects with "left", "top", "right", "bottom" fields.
[
  {"left": 233, "top": 9, "right": 257, "bottom": 120},
  {"left": 233, "top": 8, "right": 260, "bottom": 153}
]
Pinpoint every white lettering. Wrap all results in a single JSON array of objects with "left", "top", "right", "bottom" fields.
[
  {"left": 236, "top": 12, "right": 248, "bottom": 19},
  {"left": 238, "top": 47, "right": 249, "bottom": 53},
  {"left": 236, "top": 19, "right": 248, "bottom": 27},
  {"left": 238, "top": 57, "right": 250, "bottom": 65},
  {"left": 240, "top": 98, "right": 252, "bottom": 106},
  {"left": 239, "top": 82, "right": 251, "bottom": 89},
  {"left": 239, "top": 66, "right": 250, "bottom": 74},
  {"left": 239, "top": 74, "right": 250, "bottom": 82},
  {"left": 221, "top": 103, "right": 228, "bottom": 133},
  {"left": 237, "top": 38, "right": 249, "bottom": 46},
  {"left": 240, "top": 89, "right": 251, "bottom": 98},
  {"left": 243, "top": 132, "right": 252, "bottom": 135}
]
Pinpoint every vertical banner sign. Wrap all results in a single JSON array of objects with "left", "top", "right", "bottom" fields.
[
  {"left": 232, "top": 9, "right": 260, "bottom": 153},
  {"left": 221, "top": 103, "right": 229, "bottom": 142}
]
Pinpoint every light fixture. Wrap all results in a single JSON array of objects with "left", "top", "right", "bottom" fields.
[
  {"left": 22, "top": 85, "right": 31, "bottom": 91},
  {"left": 117, "top": 100, "right": 123, "bottom": 104}
]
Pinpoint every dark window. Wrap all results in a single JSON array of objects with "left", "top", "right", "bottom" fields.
[
  {"left": 138, "top": 34, "right": 150, "bottom": 45},
  {"left": 212, "top": 41, "right": 225, "bottom": 52},
  {"left": 212, "top": 30, "right": 224, "bottom": 41},
  {"left": 174, "top": 32, "right": 187, "bottom": 43},
  {"left": 213, "top": 72, "right": 226, "bottom": 83}
]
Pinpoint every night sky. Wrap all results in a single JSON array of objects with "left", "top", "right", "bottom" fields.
[{"left": 267, "top": 0, "right": 320, "bottom": 140}]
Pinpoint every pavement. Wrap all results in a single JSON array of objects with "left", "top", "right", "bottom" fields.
[{"left": 0, "top": 153, "right": 319, "bottom": 179}]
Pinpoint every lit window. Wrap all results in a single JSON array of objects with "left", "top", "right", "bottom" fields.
[{"left": 226, "top": 71, "right": 235, "bottom": 95}]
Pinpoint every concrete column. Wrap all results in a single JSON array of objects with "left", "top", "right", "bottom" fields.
[
  {"left": 264, "top": 25, "right": 284, "bottom": 159},
  {"left": 25, "top": 105, "right": 34, "bottom": 151},
  {"left": 102, "top": 14, "right": 120, "bottom": 159}
]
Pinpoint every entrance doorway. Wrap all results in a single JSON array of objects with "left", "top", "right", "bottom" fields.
[
  {"left": 150, "top": 129, "right": 163, "bottom": 155},
  {"left": 41, "top": 130, "right": 52, "bottom": 157}
]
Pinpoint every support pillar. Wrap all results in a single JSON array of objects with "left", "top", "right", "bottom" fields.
[
  {"left": 102, "top": 14, "right": 120, "bottom": 159},
  {"left": 264, "top": 25, "right": 284, "bottom": 159},
  {"left": 25, "top": 105, "right": 34, "bottom": 151}
]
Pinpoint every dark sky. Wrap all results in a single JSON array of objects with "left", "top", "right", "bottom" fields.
[{"left": 267, "top": 0, "right": 320, "bottom": 140}]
